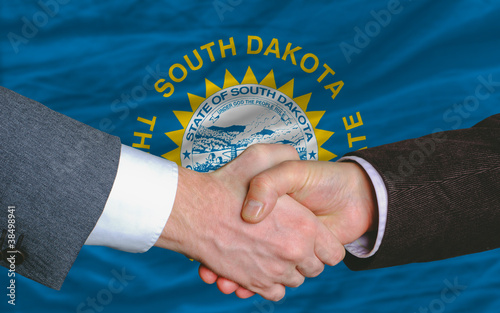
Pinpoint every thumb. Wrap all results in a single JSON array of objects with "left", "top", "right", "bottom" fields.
[{"left": 242, "top": 161, "right": 307, "bottom": 223}]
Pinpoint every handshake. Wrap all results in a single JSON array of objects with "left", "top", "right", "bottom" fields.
[{"left": 155, "top": 144, "right": 377, "bottom": 301}]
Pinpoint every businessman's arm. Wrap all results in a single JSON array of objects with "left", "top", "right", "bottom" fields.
[
  {"left": 343, "top": 113, "right": 500, "bottom": 269},
  {"left": 241, "top": 114, "right": 500, "bottom": 268},
  {"left": 199, "top": 113, "right": 500, "bottom": 293},
  {"left": 0, "top": 86, "right": 121, "bottom": 290}
]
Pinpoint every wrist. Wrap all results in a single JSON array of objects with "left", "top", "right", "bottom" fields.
[
  {"left": 154, "top": 167, "right": 210, "bottom": 259},
  {"left": 347, "top": 162, "right": 378, "bottom": 234}
]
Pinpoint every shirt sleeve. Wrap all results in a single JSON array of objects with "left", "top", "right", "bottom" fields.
[
  {"left": 85, "top": 145, "right": 178, "bottom": 253},
  {"left": 340, "top": 156, "right": 388, "bottom": 258}
]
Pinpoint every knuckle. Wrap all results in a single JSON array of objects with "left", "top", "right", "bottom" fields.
[
  {"left": 297, "top": 255, "right": 325, "bottom": 278},
  {"left": 268, "top": 287, "right": 285, "bottom": 302},
  {"left": 288, "top": 275, "right": 305, "bottom": 288},
  {"left": 282, "top": 144, "right": 300, "bottom": 159},
  {"left": 296, "top": 219, "right": 318, "bottom": 239},
  {"left": 304, "top": 219, "right": 318, "bottom": 235},
  {"left": 280, "top": 160, "right": 306, "bottom": 181},
  {"left": 250, "top": 279, "right": 269, "bottom": 291},
  {"left": 250, "top": 173, "right": 274, "bottom": 192},
  {"left": 246, "top": 143, "right": 268, "bottom": 159},
  {"left": 281, "top": 159, "right": 300, "bottom": 171},
  {"left": 310, "top": 262, "right": 325, "bottom": 278},
  {"left": 251, "top": 173, "right": 269, "bottom": 186},
  {"left": 268, "top": 263, "right": 287, "bottom": 278},
  {"left": 301, "top": 256, "right": 324, "bottom": 277},
  {"left": 283, "top": 243, "right": 305, "bottom": 261},
  {"left": 329, "top": 247, "right": 346, "bottom": 266},
  {"left": 300, "top": 254, "right": 315, "bottom": 269}
]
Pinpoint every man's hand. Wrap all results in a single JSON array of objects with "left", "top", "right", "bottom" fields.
[
  {"left": 154, "top": 145, "right": 345, "bottom": 301},
  {"left": 199, "top": 160, "right": 377, "bottom": 297},
  {"left": 242, "top": 160, "right": 377, "bottom": 244}
]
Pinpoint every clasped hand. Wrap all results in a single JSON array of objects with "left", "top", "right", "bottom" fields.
[{"left": 155, "top": 144, "right": 376, "bottom": 301}]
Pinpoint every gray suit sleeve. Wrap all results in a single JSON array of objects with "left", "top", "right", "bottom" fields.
[{"left": 0, "top": 86, "right": 121, "bottom": 289}]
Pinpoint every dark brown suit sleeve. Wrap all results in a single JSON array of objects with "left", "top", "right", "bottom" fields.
[{"left": 343, "top": 114, "right": 500, "bottom": 270}]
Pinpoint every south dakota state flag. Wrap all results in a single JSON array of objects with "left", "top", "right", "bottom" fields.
[{"left": 1, "top": 1, "right": 499, "bottom": 312}]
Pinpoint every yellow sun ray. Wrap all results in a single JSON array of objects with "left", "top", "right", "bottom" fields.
[
  {"left": 319, "top": 147, "right": 337, "bottom": 161},
  {"left": 277, "top": 79, "right": 294, "bottom": 98},
  {"left": 162, "top": 147, "right": 181, "bottom": 165},
  {"left": 163, "top": 68, "right": 337, "bottom": 165},
  {"left": 204, "top": 78, "right": 221, "bottom": 98},
  {"left": 294, "top": 93, "right": 311, "bottom": 112},
  {"left": 165, "top": 129, "right": 185, "bottom": 146},
  {"left": 241, "top": 67, "right": 259, "bottom": 85},
  {"left": 305, "top": 111, "right": 325, "bottom": 128},
  {"left": 187, "top": 93, "right": 205, "bottom": 112},
  {"left": 173, "top": 111, "right": 192, "bottom": 129},
  {"left": 314, "top": 128, "right": 335, "bottom": 147},
  {"left": 223, "top": 69, "right": 239, "bottom": 89},
  {"left": 259, "top": 70, "right": 277, "bottom": 89}
]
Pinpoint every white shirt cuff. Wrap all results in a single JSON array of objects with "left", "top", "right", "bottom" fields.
[
  {"left": 85, "top": 145, "right": 178, "bottom": 253},
  {"left": 340, "top": 156, "right": 388, "bottom": 258}
]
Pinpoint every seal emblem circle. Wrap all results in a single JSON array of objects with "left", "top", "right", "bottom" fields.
[{"left": 181, "top": 84, "right": 318, "bottom": 172}]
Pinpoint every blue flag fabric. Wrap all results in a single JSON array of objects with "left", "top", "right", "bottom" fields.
[{"left": 1, "top": 0, "right": 500, "bottom": 312}]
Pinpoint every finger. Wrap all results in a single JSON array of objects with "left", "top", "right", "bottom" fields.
[
  {"left": 198, "top": 265, "right": 218, "bottom": 284},
  {"left": 314, "top": 222, "right": 346, "bottom": 267},
  {"left": 282, "top": 270, "right": 305, "bottom": 288},
  {"left": 296, "top": 257, "right": 325, "bottom": 278},
  {"left": 245, "top": 143, "right": 301, "bottom": 170},
  {"left": 217, "top": 143, "right": 300, "bottom": 186},
  {"left": 242, "top": 161, "right": 307, "bottom": 223},
  {"left": 235, "top": 287, "right": 255, "bottom": 299},
  {"left": 199, "top": 265, "right": 256, "bottom": 298},
  {"left": 260, "top": 284, "right": 286, "bottom": 302},
  {"left": 216, "top": 277, "right": 240, "bottom": 294}
]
